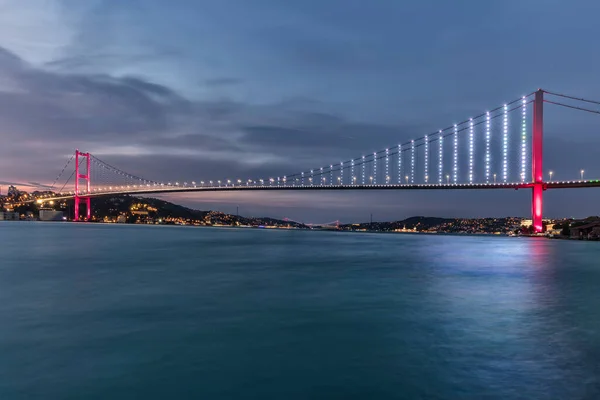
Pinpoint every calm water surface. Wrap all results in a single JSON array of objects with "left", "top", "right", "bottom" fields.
[{"left": 1, "top": 222, "right": 600, "bottom": 399}]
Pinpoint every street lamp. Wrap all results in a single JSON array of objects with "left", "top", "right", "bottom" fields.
[
  {"left": 549, "top": 171, "right": 553, "bottom": 181},
  {"left": 405, "top": 175, "right": 409, "bottom": 184},
  {"left": 446, "top": 174, "right": 450, "bottom": 184},
  {"left": 425, "top": 175, "right": 428, "bottom": 183},
  {"left": 493, "top": 173, "right": 497, "bottom": 183},
  {"left": 581, "top": 169, "right": 585, "bottom": 180},
  {"left": 370, "top": 176, "right": 373, "bottom": 184}
]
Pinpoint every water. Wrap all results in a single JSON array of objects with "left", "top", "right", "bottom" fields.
[{"left": 1, "top": 222, "right": 600, "bottom": 399}]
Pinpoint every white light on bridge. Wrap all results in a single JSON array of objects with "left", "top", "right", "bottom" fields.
[
  {"left": 469, "top": 118, "right": 474, "bottom": 184},
  {"left": 362, "top": 157, "right": 366, "bottom": 185},
  {"left": 485, "top": 112, "right": 490, "bottom": 183},
  {"left": 397, "top": 145, "right": 402, "bottom": 184},
  {"left": 385, "top": 149, "right": 389, "bottom": 185},
  {"left": 453, "top": 125, "right": 458, "bottom": 184},
  {"left": 424, "top": 138, "right": 428, "bottom": 184},
  {"left": 410, "top": 141, "right": 415, "bottom": 184},
  {"left": 372, "top": 154, "right": 376, "bottom": 184},
  {"left": 521, "top": 97, "right": 527, "bottom": 182},
  {"left": 503, "top": 104, "right": 508, "bottom": 182},
  {"left": 438, "top": 131, "right": 443, "bottom": 184}
]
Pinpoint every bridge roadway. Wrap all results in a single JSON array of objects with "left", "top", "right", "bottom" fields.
[{"left": 35, "top": 180, "right": 600, "bottom": 202}]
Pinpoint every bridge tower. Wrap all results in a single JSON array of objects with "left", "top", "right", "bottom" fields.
[
  {"left": 532, "top": 89, "right": 544, "bottom": 233},
  {"left": 74, "top": 149, "right": 91, "bottom": 221}
]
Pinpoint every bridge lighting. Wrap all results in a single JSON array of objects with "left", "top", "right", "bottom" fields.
[
  {"left": 362, "top": 156, "right": 366, "bottom": 185},
  {"left": 485, "top": 112, "right": 491, "bottom": 183},
  {"left": 521, "top": 97, "right": 527, "bottom": 182},
  {"left": 469, "top": 118, "right": 474, "bottom": 184},
  {"left": 503, "top": 104, "right": 508, "bottom": 182},
  {"left": 405, "top": 175, "right": 409, "bottom": 184},
  {"left": 301, "top": 172, "right": 305, "bottom": 186},
  {"left": 370, "top": 176, "right": 373, "bottom": 184},
  {"left": 351, "top": 160, "right": 355, "bottom": 184},
  {"left": 410, "top": 141, "right": 415, "bottom": 184},
  {"left": 493, "top": 173, "right": 497, "bottom": 183},
  {"left": 549, "top": 171, "right": 553, "bottom": 181},
  {"left": 397, "top": 146, "right": 402, "bottom": 184},
  {"left": 424, "top": 138, "right": 428, "bottom": 184},
  {"left": 328, "top": 165, "right": 333, "bottom": 186},
  {"left": 340, "top": 162, "right": 344, "bottom": 185},
  {"left": 385, "top": 149, "right": 389, "bottom": 184},
  {"left": 581, "top": 169, "right": 585, "bottom": 180},
  {"left": 446, "top": 174, "right": 450, "bottom": 184},
  {"left": 438, "top": 132, "right": 443, "bottom": 184},
  {"left": 218, "top": 180, "right": 221, "bottom": 186},
  {"left": 453, "top": 125, "right": 458, "bottom": 183},
  {"left": 320, "top": 168, "right": 324, "bottom": 185}
]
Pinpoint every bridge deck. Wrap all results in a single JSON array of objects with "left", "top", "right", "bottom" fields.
[{"left": 35, "top": 180, "right": 600, "bottom": 201}]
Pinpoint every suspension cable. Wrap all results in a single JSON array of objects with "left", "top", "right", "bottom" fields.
[
  {"left": 58, "top": 169, "right": 76, "bottom": 194},
  {"left": 544, "top": 100, "right": 600, "bottom": 115},
  {"left": 49, "top": 154, "right": 75, "bottom": 190},
  {"left": 544, "top": 90, "right": 600, "bottom": 107}
]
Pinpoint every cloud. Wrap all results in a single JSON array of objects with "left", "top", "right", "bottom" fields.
[{"left": 0, "top": 46, "right": 412, "bottom": 188}]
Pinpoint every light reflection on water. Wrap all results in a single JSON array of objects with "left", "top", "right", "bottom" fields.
[{"left": 1, "top": 223, "right": 600, "bottom": 399}]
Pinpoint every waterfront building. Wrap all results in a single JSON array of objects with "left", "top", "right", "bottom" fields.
[
  {"left": 0, "top": 211, "right": 19, "bottom": 221},
  {"left": 570, "top": 222, "right": 600, "bottom": 240},
  {"left": 39, "top": 210, "right": 65, "bottom": 221}
]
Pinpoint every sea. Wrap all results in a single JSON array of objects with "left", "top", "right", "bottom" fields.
[{"left": 1, "top": 222, "right": 600, "bottom": 399}]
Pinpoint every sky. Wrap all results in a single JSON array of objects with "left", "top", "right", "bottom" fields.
[{"left": 1, "top": 0, "right": 600, "bottom": 223}]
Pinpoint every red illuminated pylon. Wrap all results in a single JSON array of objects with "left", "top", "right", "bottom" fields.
[
  {"left": 531, "top": 90, "right": 544, "bottom": 233},
  {"left": 74, "top": 149, "right": 91, "bottom": 221}
]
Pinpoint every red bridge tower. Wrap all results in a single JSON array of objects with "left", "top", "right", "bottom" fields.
[{"left": 74, "top": 149, "right": 91, "bottom": 221}]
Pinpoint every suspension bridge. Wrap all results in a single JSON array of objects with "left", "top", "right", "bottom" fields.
[{"left": 32, "top": 89, "right": 600, "bottom": 233}]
